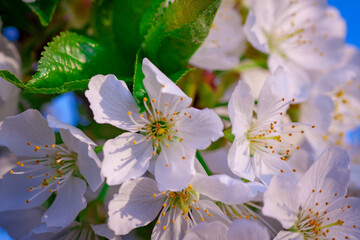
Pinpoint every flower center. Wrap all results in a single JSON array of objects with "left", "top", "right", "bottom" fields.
[
  {"left": 167, "top": 186, "right": 199, "bottom": 213},
  {"left": 10, "top": 142, "right": 77, "bottom": 204},
  {"left": 294, "top": 207, "right": 344, "bottom": 239}
]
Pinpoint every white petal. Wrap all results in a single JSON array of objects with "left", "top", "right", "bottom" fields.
[
  {"left": 102, "top": 132, "right": 153, "bottom": 185},
  {"left": 142, "top": 58, "right": 192, "bottom": 114},
  {"left": 228, "top": 81, "right": 253, "bottom": 137},
  {"left": 151, "top": 208, "right": 187, "bottom": 240},
  {"left": 189, "top": 1, "right": 246, "bottom": 71},
  {"left": 268, "top": 55, "right": 312, "bottom": 103},
  {"left": 108, "top": 177, "right": 164, "bottom": 235},
  {"left": 228, "top": 137, "right": 254, "bottom": 181},
  {"left": 0, "top": 87, "right": 19, "bottom": 122},
  {"left": 262, "top": 175, "right": 300, "bottom": 229},
  {"left": 241, "top": 67, "right": 269, "bottom": 100},
  {"left": 0, "top": 207, "right": 44, "bottom": 240},
  {"left": 91, "top": 224, "right": 121, "bottom": 240},
  {"left": 227, "top": 219, "right": 270, "bottom": 240},
  {"left": 274, "top": 230, "right": 303, "bottom": 240},
  {"left": 85, "top": 74, "right": 145, "bottom": 132},
  {"left": 191, "top": 174, "right": 265, "bottom": 205},
  {"left": 298, "top": 147, "right": 350, "bottom": 203},
  {"left": 183, "top": 222, "right": 228, "bottom": 240},
  {"left": 192, "top": 200, "right": 231, "bottom": 225},
  {"left": 200, "top": 146, "right": 238, "bottom": 177},
  {"left": 0, "top": 166, "right": 51, "bottom": 211},
  {"left": 47, "top": 115, "right": 103, "bottom": 191},
  {"left": 42, "top": 177, "right": 87, "bottom": 228},
  {"left": 175, "top": 107, "right": 224, "bottom": 150},
  {"left": 257, "top": 68, "right": 290, "bottom": 121},
  {"left": 155, "top": 141, "right": 196, "bottom": 191},
  {"left": 243, "top": 11, "right": 270, "bottom": 53},
  {"left": 0, "top": 109, "right": 55, "bottom": 157}
]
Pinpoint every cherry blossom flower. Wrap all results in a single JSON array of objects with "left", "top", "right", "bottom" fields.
[
  {"left": 183, "top": 220, "right": 270, "bottom": 240},
  {"left": 228, "top": 68, "right": 314, "bottom": 184},
  {"left": 244, "top": 0, "right": 346, "bottom": 73},
  {"left": 85, "top": 58, "right": 223, "bottom": 190},
  {"left": 263, "top": 147, "right": 360, "bottom": 240},
  {"left": 189, "top": 0, "right": 246, "bottom": 70},
  {"left": 302, "top": 65, "right": 360, "bottom": 156},
  {"left": 0, "top": 109, "right": 103, "bottom": 228},
  {"left": 107, "top": 174, "right": 263, "bottom": 240}
]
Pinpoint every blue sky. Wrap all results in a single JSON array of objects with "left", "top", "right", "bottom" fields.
[{"left": 329, "top": 0, "right": 360, "bottom": 47}]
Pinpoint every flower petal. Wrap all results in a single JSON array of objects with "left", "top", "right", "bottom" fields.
[
  {"left": 273, "top": 230, "right": 303, "bottom": 240},
  {"left": 228, "top": 81, "right": 253, "bottom": 137},
  {"left": 108, "top": 177, "right": 164, "bottom": 235},
  {"left": 42, "top": 177, "right": 87, "bottom": 228},
  {"left": 0, "top": 207, "right": 44, "bottom": 240},
  {"left": 175, "top": 107, "right": 224, "bottom": 150},
  {"left": 102, "top": 132, "right": 153, "bottom": 185},
  {"left": 183, "top": 222, "right": 228, "bottom": 240},
  {"left": 192, "top": 174, "right": 265, "bottom": 205},
  {"left": 47, "top": 115, "right": 103, "bottom": 192},
  {"left": 227, "top": 219, "right": 270, "bottom": 240},
  {"left": 0, "top": 166, "right": 51, "bottom": 211},
  {"left": 192, "top": 200, "right": 231, "bottom": 225},
  {"left": 262, "top": 175, "right": 300, "bottom": 229},
  {"left": 142, "top": 58, "right": 192, "bottom": 114},
  {"left": 298, "top": 146, "right": 350, "bottom": 203},
  {"left": 228, "top": 137, "right": 254, "bottom": 181},
  {"left": 189, "top": 1, "right": 246, "bottom": 71},
  {"left": 151, "top": 207, "right": 187, "bottom": 240},
  {"left": 243, "top": 11, "right": 270, "bottom": 53},
  {"left": 85, "top": 74, "right": 145, "bottom": 132},
  {"left": 155, "top": 141, "right": 196, "bottom": 191},
  {"left": 0, "top": 109, "right": 55, "bottom": 157}
]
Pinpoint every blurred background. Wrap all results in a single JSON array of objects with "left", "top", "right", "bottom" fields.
[{"left": 0, "top": 0, "right": 359, "bottom": 239}]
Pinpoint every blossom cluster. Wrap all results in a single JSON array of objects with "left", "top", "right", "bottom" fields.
[{"left": 0, "top": 0, "right": 360, "bottom": 240}]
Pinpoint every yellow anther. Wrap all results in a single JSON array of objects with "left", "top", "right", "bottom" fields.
[
  {"left": 26, "top": 200, "right": 29, "bottom": 203},
  {"left": 162, "top": 212, "right": 165, "bottom": 216},
  {"left": 172, "top": 220, "right": 175, "bottom": 223},
  {"left": 133, "top": 140, "right": 137, "bottom": 145},
  {"left": 29, "top": 175, "right": 33, "bottom": 179},
  {"left": 152, "top": 99, "right": 156, "bottom": 103},
  {"left": 165, "top": 102, "right": 168, "bottom": 106},
  {"left": 166, "top": 163, "right": 169, "bottom": 167},
  {"left": 34, "top": 146, "right": 40, "bottom": 151},
  {"left": 10, "top": 170, "right": 14, "bottom": 174},
  {"left": 127, "top": 111, "right": 132, "bottom": 115},
  {"left": 157, "top": 221, "right": 160, "bottom": 224},
  {"left": 166, "top": 144, "right": 170, "bottom": 148},
  {"left": 27, "top": 142, "right": 31, "bottom": 146},
  {"left": 52, "top": 144, "right": 56, "bottom": 148},
  {"left": 143, "top": 97, "right": 148, "bottom": 102},
  {"left": 153, "top": 193, "right": 156, "bottom": 198},
  {"left": 162, "top": 226, "right": 166, "bottom": 230},
  {"left": 200, "top": 218, "right": 205, "bottom": 221},
  {"left": 20, "top": 163, "right": 24, "bottom": 167}
]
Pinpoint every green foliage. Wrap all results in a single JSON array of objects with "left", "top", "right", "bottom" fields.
[
  {"left": 26, "top": 0, "right": 59, "bottom": 26},
  {"left": 1, "top": 32, "right": 129, "bottom": 94},
  {"left": 143, "top": 0, "right": 221, "bottom": 74}
]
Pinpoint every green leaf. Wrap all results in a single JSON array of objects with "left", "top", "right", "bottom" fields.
[
  {"left": 19, "top": 31, "right": 128, "bottom": 94},
  {"left": 133, "top": 50, "right": 147, "bottom": 112},
  {"left": 143, "top": 0, "right": 221, "bottom": 74},
  {"left": 26, "top": 0, "right": 59, "bottom": 26},
  {"left": 113, "top": 0, "right": 166, "bottom": 73}
]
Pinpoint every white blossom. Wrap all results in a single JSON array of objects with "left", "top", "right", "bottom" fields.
[
  {"left": 228, "top": 68, "right": 314, "bottom": 184},
  {"left": 183, "top": 220, "right": 270, "bottom": 240},
  {"left": 189, "top": 0, "right": 246, "bottom": 70},
  {"left": 0, "top": 109, "right": 103, "bottom": 228},
  {"left": 263, "top": 147, "right": 360, "bottom": 240},
  {"left": 85, "top": 58, "right": 223, "bottom": 191},
  {"left": 107, "top": 174, "right": 263, "bottom": 240}
]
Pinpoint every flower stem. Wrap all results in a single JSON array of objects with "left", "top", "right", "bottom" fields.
[{"left": 196, "top": 151, "right": 213, "bottom": 176}]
